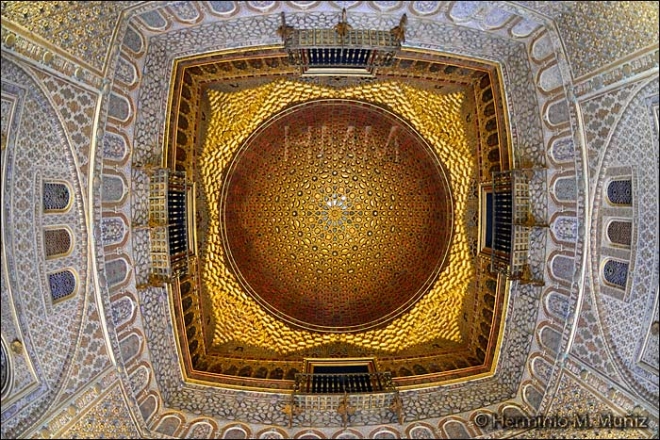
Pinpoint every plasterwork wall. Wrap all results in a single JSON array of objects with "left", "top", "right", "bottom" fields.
[
  {"left": 0, "top": 1, "right": 136, "bottom": 74},
  {"left": 0, "top": 55, "right": 95, "bottom": 438},
  {"left": 553, "top": 1, "right": 658, "bottom": 80},
  {"left": 514, "top": 364, "right": 651, "bottom": 439},
  {"left": 586, "top": 76, "right": 659, "bottom": 405}
]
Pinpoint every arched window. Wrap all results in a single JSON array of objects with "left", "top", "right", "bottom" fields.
[
  {"left": 481, "top": 87, "right": 493, "bottom": 103},
  {"left": 603, "top": 259, "right": 628, "bottom": 290},
  {"left": 284, "top": 368, "right": 298, "bottom": 381},
  {"left": 180, "top": 280, "right": 192, "bottom": 296},
  {"left": 44, "top": 228, "right": 72, "bottom": 259},
  {"left": 1, "top": 339, "right": 9, "bottom": 398},
  {"left": 412, "top": 364, "right": 428, "bottom": 375},
  {"left": 553, "top": 177, "right": 577, "bottom": 202},
  {"left": 485, "top": 117, "right": 497, "bottom": 132},
  {"left": 487, "top": 148, "right": 500, "bottom": 162},
  {"left": 238, "top": 366, "right": 253, "bottom": 377},
  {"left": 607, "top": 179, "right": 632, "bottom": 206},
  {"left": 43, "top": 182, "right": 71, "bottom": 212},
  {"left": 48, "top": 269, "right": 77, "bottom": 302},
  {"left": 189, "top": 339, "right": 198, "bottom": 353},
  {"left": 484, "top": 278, "right": 497, "bottom": 293},
  {"left": 269, "top": 368, "right": 284, "bottom": 380},
  {"left": 254, "top": 367, "right": 268, "bottom": 378},
  {"left": 607, "top": 220, "right": 632, "bottom": 246},
  {"left": 486, "top": 132, "right": 499, "bottom": 147},
  {"left": 443, "top": 420, "right": 471, "bottom": 439}
]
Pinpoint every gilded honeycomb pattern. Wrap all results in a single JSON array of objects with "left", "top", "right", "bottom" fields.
[
  {"left": 162, "top": 49, "right": 507, "bottom": 382},
  {"left": 200, "top": 79, "right": 476, "bottom": 355},
  {"left": 180, "top": 255, "right": 500, "bottom": 387},
  {"left": 222, "top": 100, "right": 453, "bottom": 332}
]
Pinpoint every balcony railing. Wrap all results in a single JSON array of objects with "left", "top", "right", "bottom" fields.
[
  {"left": 491, "top": 169, "right": 546, "bottom": 284},
  {"left": 279, "top": 9, "right": 406, "bottom": 77},
  {"left": 286, "top": 371, "right": 403, "bottom": 427},
  {"left": 148, "top": 168, "right": 192, "bottom": 283},
  {"left": 294, "top": 371, "right": 396, "bottom": 394}
]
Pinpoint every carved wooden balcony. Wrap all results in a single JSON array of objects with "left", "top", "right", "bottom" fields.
[
  {"left": 286, "top": 371, "right": 403, "bottom": 428},
  {"left": 279, "top": 9, "right": 406, "bottom": 77}
]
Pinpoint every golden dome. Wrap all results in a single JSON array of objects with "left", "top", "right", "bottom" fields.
[{"left": 221, "top": 100, "right": 453, "bottom": 332}]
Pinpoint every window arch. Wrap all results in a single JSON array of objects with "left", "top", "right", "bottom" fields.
[
  {"left": 603, "top": 259, "right": 628, "bottom": 290},
  {"left": 106, "top": 258, "right": 128, "bottom": 287},
  {"left": 1, "top": 338, "right": 10, "bottom": 399},
  {"left": 48, "top": 269, "right": 77, "bottom": 302},
  {"left": 43, "top": 182, "right": 72, "bottom": 212},
  {"left": 606, "top": 220, "right": 632, "bottom": 247},
  {"left": 44, "top": 228, "right": 73, "bottom": 259},
  {"left": 487, "top": 147, "right": 500, "bottom": 162},
  {"left": 269, "top": 368, "right": 284, "bottom": 379},
  {"left": 607, "top": 179, "right": 632, "bottom": 206},
  {"left": 553, "top": 177, "right": 577, "bottom": 202}
]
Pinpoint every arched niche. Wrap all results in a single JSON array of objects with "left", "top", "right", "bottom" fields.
[
  {"left": 522, "top": 383, "right": 544, "bottom": 411},
  {"left": 43, "top": 181, "right": 72, "bottom": 213},
  {"left": 44, "top": 227, "right": 74, "bottom": 259},
  {"left": 48, "top": 269, "right": 78, "bottom": 303},
  {"left": 440, "top": 419, "right": 471, "bottom": 439}
]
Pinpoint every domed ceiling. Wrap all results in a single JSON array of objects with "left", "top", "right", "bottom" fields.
[
  {"left": 1, "top": 2, "right": 659, "bottom": 438},
  {"left": 168, "top": 47, "right": 510, "bottom": 389},
  {"left": 221, "top": 99, "right": 453, "bottom": 332}
]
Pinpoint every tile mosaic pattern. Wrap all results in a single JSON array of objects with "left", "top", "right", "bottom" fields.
[
  {"left": 571, "top": 279, "right": 618, "bottom": 379},
  {"left": 0, "top": 96, "right": 13, "bottom": 143},
  {"left": 59, "top": 381, "right": 140, "bottom": 439},
  {"left": 0, "top": 1, "right": 135, "bottom": 72},
  {"left": 0, "top": 58, "right": 89, "bottom": 438},
  {"left": 514, "top": 370, "right": 649, "bottom": 439},
  {"left": 590, "top": 79, "right": 659, "bottom": 404},
  {"left": 30, "top": 70, "right": 96, "bottom": 192},
  {"left": 54, "top": 305, "right": 113, "bottom": 407},
  {"left": 0, "top": 80, "right": 41, "bottom": 419},
  {"left": 554, "top": 2, "right": 659, "bottom": 79}
]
